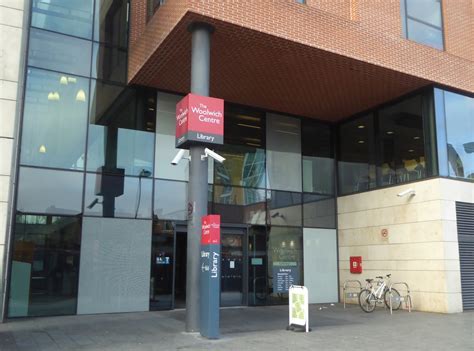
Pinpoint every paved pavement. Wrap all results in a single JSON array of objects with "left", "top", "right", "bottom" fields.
[{"left": 0, "top": 304, "right": 472, "bottom": 351}]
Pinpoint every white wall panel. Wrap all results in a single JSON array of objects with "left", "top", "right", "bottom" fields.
[
  {"left": 303, "top": 228, "right": 338, "bottom": 303},
  {"left": 77, "top": 218, "right": 152, "bottom": 314}
]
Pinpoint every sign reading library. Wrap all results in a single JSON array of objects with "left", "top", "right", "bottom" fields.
[{"left": 175, "top": 93, "right": 224, "bottom": 148}]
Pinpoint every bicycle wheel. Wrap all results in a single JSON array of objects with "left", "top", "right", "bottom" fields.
[
  {"left": 384, "top": 288, "right": 401, "bottom": 310},
  {"left": 359, "top": 289, "right": 376, "bottom": 313}
]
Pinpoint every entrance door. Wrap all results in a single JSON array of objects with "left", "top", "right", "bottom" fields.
[{"left": 220, "top": 227, "right": 248, "bottom": 307}]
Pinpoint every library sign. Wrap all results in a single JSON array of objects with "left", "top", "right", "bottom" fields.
[
  {"left": 175, "top": 93, "right": 224, "bottom": 148},
  {"left": 200, "top": 215, "right": 221, "bottom": 339}
]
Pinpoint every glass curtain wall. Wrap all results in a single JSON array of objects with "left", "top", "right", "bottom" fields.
[
  {"left": 434, "top": 89, "right": 474, "bottom": 180},
  {"left": 9, "top": 0, "right": 137, "bottom": 318},
  {"left": 338, "top": 90, "right": 437, "bottom": 195}
]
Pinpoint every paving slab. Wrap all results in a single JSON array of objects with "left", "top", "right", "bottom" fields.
[{"left": 0, "top": 304, "right": 472, "bottom": 350}]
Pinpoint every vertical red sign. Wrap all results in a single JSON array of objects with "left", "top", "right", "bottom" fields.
[
  {"left": 201, "top": 215, "right": 221, "bottom": 245},
  {"left": 175, "top": 93, "right": 224, "bottom": 148}
]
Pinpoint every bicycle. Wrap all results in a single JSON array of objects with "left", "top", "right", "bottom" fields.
[{"left": 359, "top": 274, "right": 401, "bottom": 313}]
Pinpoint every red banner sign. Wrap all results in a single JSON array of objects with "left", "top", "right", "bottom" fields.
[
  {"left": 176, "top": 93, "right": 224, "bottom": 148},
  {"left": 201, "top": 215, "right": 221, "bottom": 245}
]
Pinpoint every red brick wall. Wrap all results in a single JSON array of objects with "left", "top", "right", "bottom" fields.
[
  {"left": 129, "top": 0, "right": 474, "bottom": 97},
  {"left": 443, "top": 0, "right": 474, "bottom": 62}
]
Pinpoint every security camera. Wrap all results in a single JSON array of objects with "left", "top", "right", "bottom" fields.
[
  {"left": 397, "top": 188, "right": 416, "bottom": 197},
  {"left": 171, "top": 149, "right": 188, "bottom": 165},
  {"left": 202, "top": 148, "right": 225, "bottom": 163}
]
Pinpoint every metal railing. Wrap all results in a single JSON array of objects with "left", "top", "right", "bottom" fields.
[
  {"left": 343, "top": 280, "right": 362, "bottom": 309},
  {"left": 388, "top": 282, "right": 412, "bottom": 314}
]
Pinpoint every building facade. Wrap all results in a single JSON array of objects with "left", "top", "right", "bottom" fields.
[{"left": 0, "top": 0, "right": 473, "bottom": 320}]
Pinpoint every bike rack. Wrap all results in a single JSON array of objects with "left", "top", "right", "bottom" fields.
[
  {"left": 343, "top": 280, "right": 362, "bottom": 309},
  {"left": 388, "top": 282, "right": 412, "bottom": 314}
]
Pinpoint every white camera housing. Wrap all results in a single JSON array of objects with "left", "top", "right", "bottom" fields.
[
  {"left": 202, "top": 148, "right": 225, "bottom": 163},
  {"left": 397, "top": 188, "right": 416, "bottom": 197},
  {"left": 171, "top": 149, "right": 188, "bottom": 165}
]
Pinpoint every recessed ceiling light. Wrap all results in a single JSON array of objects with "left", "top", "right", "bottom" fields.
[
  {"left": 386, "top": 131, "right": 394, "bottom": 135},
  {"left": 357, "top": 140, "right": 365, "bottom": 144},
  {"left": 357, "top": 125, "right": 365, "bottom": 129},
  {"left": 408, "top": 149, "right": 414, "bottom": 153},
  {"left": 414, "top": 136, "right": 420, "bottom": 140}
]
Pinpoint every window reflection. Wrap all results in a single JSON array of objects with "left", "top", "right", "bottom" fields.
[
  {"left": 214, "top": 145, "right": 265, "bottom": 188},
  {"left": 84, "top": 173, "right": 152, "bottom": 219},
  {"left": 154, "top": 180, "right": 187, "bottom": 221},
  {"left": 402, "top": 0, "right": 444, "bottom": 50},
  {"left": 303, "top": 194, "right": 336, "bottom": 229},
  {"left": 213, "top": 185, "right": 266, "bottom": 225},
  {"left": 267, "top": 227, "right": 303, "bottom": 304},
  {"left": 17, "top": 167, "right": 83, "bottom": 215},
  {"left": 31, "top": 0, "right": 94, "bottom": 39},
  {"left": 87, "top": 81, "right": 156, "bottom": 177},
  {"left": 91, "top": 43, "right": 128, "bottom": 84},
  {"left": 21, "top": 68, "right": 88, "bottom": 170},
  {"left": 267, "top": 191, "right": 302, "bottom": 227},
  {"left": 155, "top": 93, "right": 190, "bottom": 181},
  {"left": 338, "top": 114, "right": 376, "bottom": 194},
  {"left": 8, "top": 215, "right": 81, "bottom": 317},
  {"left": 378, "top": 96, "right": 426, "bottom": 186},
  {"left": 302, "top": 120, "right": 334, "bottom": 194},
  {"left": 94, "top": 0, "right": 128, "bottom": 47},
  {"left": 28, "top": 28, "right": 92, "bottom": 77},
  {"left": 444, "top": 91, "right": 474, "bottom": 179},
  {"left": 266, "top": 114, "right": 302, "bottom": 192}
]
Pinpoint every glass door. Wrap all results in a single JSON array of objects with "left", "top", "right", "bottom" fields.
[{"left": 220, "top": 227, "right": 247, "bottom": 306}]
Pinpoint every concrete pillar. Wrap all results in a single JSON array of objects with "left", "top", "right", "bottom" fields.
[{"left": 185, "top": 22, "right": 214, "bottom": 333}]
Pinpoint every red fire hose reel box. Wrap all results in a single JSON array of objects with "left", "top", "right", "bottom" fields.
[{"left": 350, "top": 256, "right": 362, "bottom": 274}]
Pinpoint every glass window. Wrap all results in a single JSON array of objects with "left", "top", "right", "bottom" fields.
[
  {"left": 214, "top": 145, "right": 266, "bottom": 188},
  {"left": 17, "top": 167, "right": 83, "bottom": 216},
  {"left": 8, "top": 215, "right": 81, "bottom": 317},
  {"left": 224, "top": 105, "right": 265, "bottom": 148},
  {"left": 87, "top": 81, "right": 155, "bottom": 177},
  {"left": 84, "top": 173, "right": 152, "bottom": 219},
  {"left": 20, "top": 68, "right": 88, "bottom": 170},
  {"left": 302, "top": 120, "right": 334, "bottom": 195},
  {"left": 91, "top": 43, "right": 128, "bottom": 84},
  {"left": 213, "top": 185, "right": 266, "bottom": 225},
  {"left": 303, "top": 194, "right": 336, "bottom": 229},
  {"left": 94, "top": 0, "right": 128, "bottom": 48},
  {"left": 266, "top": 113, "right": 302, "bottom": 192},
  {"left": 267, "top": 227, "right": 303, "bottom": 304},
  {"left": 402, "top": 0, "right": 444, "bottom": 50},
  {"left": 338, "top": 114, "right": 376, "bottom": 194},
  {"left": 150, "top": 220, "right": 174, "bottom": 310},
  {"left": 31, "top": 0, "right": 94, "bottom": 39},
  {"left": 154, "top": 180, "right": 187, "bottom": 221},
  {"left": 28, "top": 28, "right": 92, "bottom": 77},
  {"left": 444, "top": 91, "right": 474, "bottom": 179},
  {"left": 155, "top": 93, "right": 189, "bottom": 181},
  {"left": 267, "top": 191, "right": 302, "bottom": 227},
  {"left": 377, "top": 95, "right": 427, "bottom": 186}
]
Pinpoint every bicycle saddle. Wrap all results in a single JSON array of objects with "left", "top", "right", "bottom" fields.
[
  {"left": 386, "top": 274, "right": 391, "bottom": 278},
  {"left": 365, "top": 279, "right": 373, "bottom": 283},
  {"left": 376, "top": 276, "right": 383, "bottom": 279}
]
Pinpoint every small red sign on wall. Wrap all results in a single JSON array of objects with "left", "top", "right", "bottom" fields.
[
  {"left": 176, "top": 93, "right": 224, "bottom": 148},
  {"left": 201, "top": 215, "right": 221, "bottom": 245},
  {"left": 350, "top": 256, "right": 362, "bottom": 274}
]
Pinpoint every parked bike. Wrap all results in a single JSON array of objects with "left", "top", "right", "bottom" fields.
[{"left": 359, "top": 274, "right": 401, "bottom": 313}]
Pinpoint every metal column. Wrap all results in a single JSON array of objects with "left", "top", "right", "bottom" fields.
[{"left": 185, "top": 22, "right": 214, "bottom": 333}]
